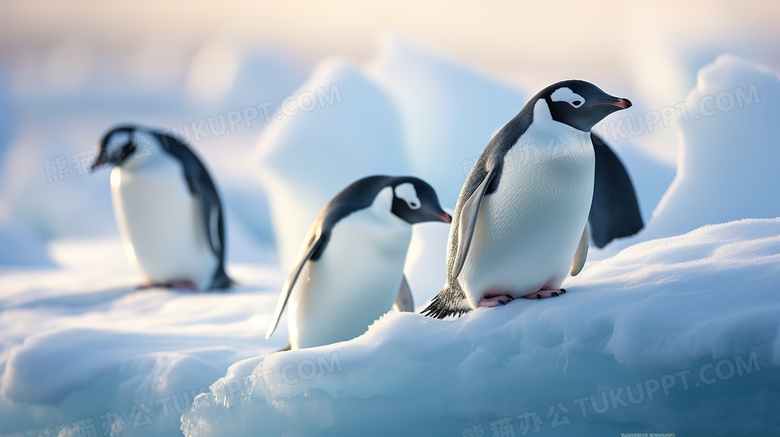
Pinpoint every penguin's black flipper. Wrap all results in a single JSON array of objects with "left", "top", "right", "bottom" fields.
[
  {"left": 190, "top": 169, "right": 235, "bottom": 290},
  {"left": 154, "top": 133, "right": 225, "bottom": 255},
  {"left": 451, "top": 166, "right": 498, "bottom": 280},
  {"left": 588, "top": 133, "right": 644, "bottom": 248},
  {"left": 265, "top": 232, "right": 326, "bottom": 339}
]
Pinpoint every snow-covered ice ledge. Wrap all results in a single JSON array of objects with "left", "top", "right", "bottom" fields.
[{"left": 182, "top": 217, "right": 780, "bottom": 437}]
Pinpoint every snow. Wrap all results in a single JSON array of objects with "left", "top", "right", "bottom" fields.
[
  {"left": 1, "top": 35, "right": 779, "bottom": 437},
  {"left": 0, "top": 239, "right": 287, "bottom": 436},
  {"left": 181, "top": 217, "right": 780, "bottom": 437},
  {"left": 255, "top": 57, "right": 408, "bottom": 269},
  {"left": 0, "top": 224, "right": 53, "bottom": 267},
  {"left": 367, "top": 35, "right": 527, "bottom": 207},
  {"left": 646, "top": 55, "right": 780, "bottom": 238}
]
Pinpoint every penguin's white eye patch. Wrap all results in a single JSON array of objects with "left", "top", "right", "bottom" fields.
[
  {"left": 550, "top": 87, "right": 585, "bottom": 108},
  {"left": 394, "top": 183, "right": 421, "bottom": 210}
]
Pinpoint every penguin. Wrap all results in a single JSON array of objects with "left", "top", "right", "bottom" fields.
[
  {"left": 265, "top": 175, "right": 451, "bottom": 349},
  {"left": 422, "top": 80, "right": 638, "bottom": 318},
  {"left": 91, "top": 125, "right": 233, "bottom": 291}
]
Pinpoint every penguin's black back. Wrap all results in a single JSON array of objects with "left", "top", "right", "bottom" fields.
[{"left": 152, "top": 131, "right": 234, "bottom": 290}]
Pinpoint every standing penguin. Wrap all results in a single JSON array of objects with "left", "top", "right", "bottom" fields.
[
  {"left": 91, "top": 125, "right": 233, "bottom": 291},
  {"left": 423, "top": 80, "right": 640, "bottom": 318},
  {"left": 266, "top": 175, "right": 451, "bottom": 349}
]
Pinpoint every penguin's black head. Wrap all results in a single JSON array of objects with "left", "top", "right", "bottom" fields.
[
  {"left": 389, "top": 177, "right": 452, "bottom": 225},
  {"left": 91, "top": 126, "right": 139, "bottom": 170},
  {"left": 538, "top": 80, "right": 631, "bottom": 132}
]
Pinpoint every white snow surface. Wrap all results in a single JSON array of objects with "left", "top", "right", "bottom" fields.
[
  {"left": 0, "top": 38, "right": 778, "bottom": 437},
  {"left": 181, "top": 218, "right": 780, "bottom": 437},
  {"left": 0, "top": 240, "right": 288, "bottom": 437}
]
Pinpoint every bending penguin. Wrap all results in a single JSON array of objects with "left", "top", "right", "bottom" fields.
[
  {"left": 91, "top": 125, "right": 233, "bottom": 291},
  {"left": 266, "top": 175, "right": 451, "bottom": 349},
  {"left": 423, "top": 80, "right": 642, "bottom": 319}
]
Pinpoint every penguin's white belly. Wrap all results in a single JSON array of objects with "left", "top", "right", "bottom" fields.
[
  {"left": 288, "top": 214, "right": 412, "bottom": 349},
  {"left": 110, "top": 158, "right": 217, "bottom": 290},
  {"left": 460, "top": 131, "right": 594, "bottom": 308}
]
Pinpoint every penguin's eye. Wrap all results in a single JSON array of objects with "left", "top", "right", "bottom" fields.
[
  {"left": 394, "top": 182, "right": 422, "bottom": 210},
  {"left": 550, "top": 87, "right": 586, "bottom": 109}
]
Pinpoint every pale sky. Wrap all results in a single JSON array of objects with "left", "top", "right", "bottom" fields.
[{"left": 1, "top": 0, "right": 778, "bottom": 89}]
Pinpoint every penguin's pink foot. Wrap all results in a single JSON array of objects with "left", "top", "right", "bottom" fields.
[
  {"left": 478, "top": 294, "right": 514, "bottom": 308},
  {"left": 522, "top": 288, "right": 566, "bottom": 300}
]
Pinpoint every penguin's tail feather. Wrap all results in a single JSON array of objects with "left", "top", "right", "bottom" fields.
[
  {"left": 210, "top": 266, "right": 237, "bottom": 291},
  {"left": 421, "top": 282, "right": 471, "bottom": 319}
]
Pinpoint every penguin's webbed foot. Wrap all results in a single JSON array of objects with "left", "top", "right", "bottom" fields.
[
  {"left": 478, "top": 294, "right": 515, "bottom": 308},
  {"left": 522, "top": 288, "right": 566, "bottom": 300}
]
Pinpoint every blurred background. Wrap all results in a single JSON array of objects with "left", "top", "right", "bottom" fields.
[{"left": 0, "top": 0, "right": 778, "bottom": 268}]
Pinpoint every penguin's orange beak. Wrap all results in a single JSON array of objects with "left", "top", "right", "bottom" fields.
[
  {"left": 612, "top": 98, "right": 632, "bottom": 109},
  {"left": 434, "top": 212, "right": 452, "bottom": 223},
  {"left": 593, "top": 97, "right": 632, "bottom": 110}
]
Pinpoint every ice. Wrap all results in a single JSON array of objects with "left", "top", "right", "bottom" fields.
[
  {"left": 181, "top": 218, "right": 780, "bottom": 437},
  {"left": 0, "top": 223, "right": 53, "bottom": 267},
  {"left": 254, "top": 58, "right": 409, "bottom": 268},
  {"left": 367, "top": 35, "right": 527, "bottom": 207},
  {"left": 646, "top": 55, "right": 780, "bottom": 239},
  {"left": 0, "top": 239, "right": 286, "bottom": 436},
  {"left": 206, "top": 49, "right": 307, "bottom": 114}
]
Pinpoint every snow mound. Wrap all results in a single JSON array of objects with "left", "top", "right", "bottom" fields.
[
  {"left": 255, "top": 58, "right": 408, "bottom": 268},
  {"left": 182, "top": 218, "right": 780, "bottom": 437},
  {"left": 0, "top": 244, "right": 287, "bottom": 437},
  {"left": 0, "top": 223, "right": 53, "bottom": 266},
  {"left": 368, "top": 35, "right": 527, "bottom": 207},
  {"left": 647, "top": 55, "right": 780, "bottom": 238}
]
